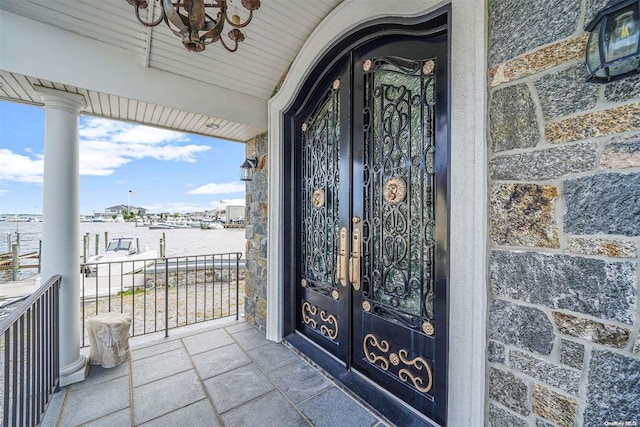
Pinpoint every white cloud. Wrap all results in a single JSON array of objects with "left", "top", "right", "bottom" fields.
[
  {"left": 187, "top": 182, "right": 245, "bottom": 195},
  {"left": 78, "top": 117, "right": 210, "bottom": 176},
  {"left": 0, "top": 149, "right": 44, "bottom": 183},
  {"left": 0, "top": 117, "right": 211, "bottom": 184}
]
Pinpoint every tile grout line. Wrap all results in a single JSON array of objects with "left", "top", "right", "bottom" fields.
[
  {"left": 227, "top": 329, "right": 315, "bottom": 426},
  {"left": 53, "top": 386, "right": 70, "bottom": 427},
  {"left": 179, "top": 334, "right": 226, "bottom": 427},
  {"left": 128, "top": 355, "right": 135, "bottom": 427},
  {"left": 281, "top": 339, "right": 389, "bottom": 426}
]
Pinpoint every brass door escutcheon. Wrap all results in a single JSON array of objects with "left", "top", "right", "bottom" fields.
[
  {"left": 349, "top": 227, "right": 361, "bottom": 290},
  {"left": 337, "top": 227, "right": 348, "bottom": 286}
]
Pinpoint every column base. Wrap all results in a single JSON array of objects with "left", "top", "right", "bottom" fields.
[{"left": 59, "top": 355, "right": 88, "bottom": 387}]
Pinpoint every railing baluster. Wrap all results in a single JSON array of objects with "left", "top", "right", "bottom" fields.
[
  {"left": 0, "top": 276, "right": 60, "bottom": 427},
  {"left": 3, "top": 329, "right": 10, "bottom": 427},
  {"left": 165, "top": 258, "right": 169, "bottom": 338},
  {"left": 236, "top": 253, "right": 240, "bottom": 320}
]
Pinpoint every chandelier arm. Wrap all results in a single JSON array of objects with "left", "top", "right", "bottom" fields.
[
  {"left": 135, "top": 5, "right": 164, "bottom": 27},
  {"left": 224, "top": 10, "right": 254, "bottom": 28},
  {"left": 163, "top": 0, "right": 189, "bottom": 33},
  {"left": 163, "top": 13, "right": 187, "bottom": 38},
  {"left": 219, "top": 36, "right": 239, "bottom": 52}
]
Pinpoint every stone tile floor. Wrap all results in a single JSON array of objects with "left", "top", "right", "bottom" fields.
[{"left": 42, "top": 317, "right": 388, "bottom": 426}]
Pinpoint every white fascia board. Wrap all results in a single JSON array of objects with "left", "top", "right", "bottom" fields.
[{"left": 0, "top": 10, "right": 267, "bottom": 129}]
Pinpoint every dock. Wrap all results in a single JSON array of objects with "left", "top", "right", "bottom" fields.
[{"left": 0, "top": 251, "right": 40, "bottom": 271}]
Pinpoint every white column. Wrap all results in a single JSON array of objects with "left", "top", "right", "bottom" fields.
[{"left": 36, "top": 87, "right": 87, "bottom": 386}]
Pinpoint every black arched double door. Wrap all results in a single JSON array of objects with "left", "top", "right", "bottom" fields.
[{"left": 283, "top": 10, "right": 449, "bottom": 426}]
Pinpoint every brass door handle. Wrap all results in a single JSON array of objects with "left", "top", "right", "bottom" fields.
[
  {"left": 349, "top": 227, "right": 361, "bottom": 290},
  {"left": 337, "top": 227, "right": 348, "bottom": 286}
]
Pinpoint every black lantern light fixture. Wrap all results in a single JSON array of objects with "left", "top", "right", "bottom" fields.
[
  {"left": 125, "top": 0, "right": 260, "bottom": 52},
  {"left": 240, "top": 156, "right": 257, "bottom": 182},
  {"left": 586, "top": 0, "right": 640, "bottom": 82}
]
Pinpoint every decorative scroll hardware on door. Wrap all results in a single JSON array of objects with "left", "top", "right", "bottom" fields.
[
  {"left": 363, "top": 334, "right": 434, "bottom": 393},
  {"left": 337, "top": 227, "right": 348, "bottom": 287},
  {"left": 349, "top": 228, "right": 361, "bottom": 290},
  {"left": 383, "top": 178, "right": 407, "bottom": 204},
  {"left": 422, "top": 59, "right": 435, "bottom": 75},
  {"left": 422, "top": 321, "right": 435, "bottom": 336},
  {"left": 312, "top": 189, "right": 325, "bottom": 209},
  {"left": 301, "top": 301, "right": 339, "bottom": 341}
]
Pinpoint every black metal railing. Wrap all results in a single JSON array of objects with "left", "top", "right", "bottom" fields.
[
  {"left": 80, "top": 252, "right": 244, "bottom": 347},
  {"left": 0, "top": 275, "right": 60, "bottom": 427}
]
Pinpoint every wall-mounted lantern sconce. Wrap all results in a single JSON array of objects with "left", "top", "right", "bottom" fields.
[
  {"left": 586, "top": 0, "right": 640, "bottom": 82},
  {"left": 240, "top": 156, "right": 258, "bottom": 181}
]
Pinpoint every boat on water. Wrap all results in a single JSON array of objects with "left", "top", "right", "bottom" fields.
[{"left": 84, "top": 237, "right": 157, "bottom": 276}]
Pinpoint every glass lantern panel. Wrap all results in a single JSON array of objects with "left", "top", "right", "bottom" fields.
[
  {"left": 587, "top": 21, "right": 602, "bottom": 73},
  {"left": 604, "top": 6, "right": 640, "bottom": 62}
]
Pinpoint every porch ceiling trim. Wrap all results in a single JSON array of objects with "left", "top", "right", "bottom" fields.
[{"left": 0, "top": 10, "right": 267, "bottom": 130}]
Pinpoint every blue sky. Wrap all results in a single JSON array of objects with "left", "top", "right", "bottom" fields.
[{"left": 0, "top": 101, "right": 247, "bottom": 215}]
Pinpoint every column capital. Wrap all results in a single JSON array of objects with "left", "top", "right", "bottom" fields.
[{"left": 34, "top": 86, "right": 86, "bottom": 114}]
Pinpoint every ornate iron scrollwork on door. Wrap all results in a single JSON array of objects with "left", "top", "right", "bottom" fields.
[
  {"left": 363, "top": 333, "right": 433, "bottom": 393},
  {"left": 361, "top": 57, "right": 438, "bottom": 335},
  {"left": 301, "top": 81, "right": 341, "bottom": 297},
  {"left": 302, "top": 301, "right": 339, "bottom": 341}
]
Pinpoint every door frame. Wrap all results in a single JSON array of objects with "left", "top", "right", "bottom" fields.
[
  {"left": 285, "top": 10, "right": 450, "bottom": 426},
  {"left": 267, "top": 1, "right": 488, "bottom": 425}
]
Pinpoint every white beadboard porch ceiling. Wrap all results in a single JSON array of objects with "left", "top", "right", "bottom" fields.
[{"left": 0, "top": 0, "right": 342, "bottom": 142}]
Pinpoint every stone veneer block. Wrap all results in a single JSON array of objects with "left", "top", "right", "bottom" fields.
[
  {"left": 585, "top": 0, "right": 611, "bottom": 28},
  {"left": 605, "top": 74, "right": 640, "bottom": 102},
  {"left": 488, "top": 404, "right": 529, "bottom": 427},
  {"left": 584, "top": 350, "right": 640, "bottom": 424},
  {"left": 488, "top": 341, "right": 505, "bottom": 364},
  {"left": 490, "top": 35, "right": 588, "bottom": 87},
  {"left": 553, "top": 312, "right": 631, "bottom": 348},
  {"left": 509, "top": 350, "right": 580, "bottom": 396},
  {"left": 490, "top": 251, "right": 637, "bottom": 324},
  {"left": 633, "top": 335, "right": 640, "bottom": 355},
  {"left": 489, "top": 184, "right": 559, "bottom": 248},
  {"left": 532, "top": 384, "right": 577, "bottom": 427},
  {"left": 545, "top": 103, "right": 640, "bottom": 144},
  {"left": 534, "top": 65, "right": 599, "bottom": 120},
  {"left": 245, "top": 132, "right": 269, "bottom": 331},
  {"left": 536, "top": 420, "right": 556, "bottom": 427},
  {"left": 567, "top": 237, "right": 637, "bottom": 258},
  {"left": 488, "top": 368, "right": 530, "bottom": 416},
  {"left": 559, "top": 339, "right": 584, "bottom": 370},
  {"left": 600, "top": 132, "right": 640, "bottom": 169},
  {"left": 564, "top": 173, "right": 640, "bottom": 236},
  {"left": 489, "top": 0, "right": 580, "bottom": 65},
  {"left": 489, "top": 299, "right": 554, "bottom": 355},
  {"left": 489, "top": 143, "right": 597, "bottom": 181},
  {"left": 489, "top": 84, "right": 540, "bottom": 153}
]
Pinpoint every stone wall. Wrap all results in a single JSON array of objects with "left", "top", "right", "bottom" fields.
[
  {"left": 244, "top": 132, "right": 268, "bottom": 332},
  {"left": 488, "top": 1, "right": 640, "bottom": 426}
]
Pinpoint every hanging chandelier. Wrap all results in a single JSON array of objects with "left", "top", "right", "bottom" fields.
[{"left": 125, "top": 0, "right": 260, "bottom": 53}]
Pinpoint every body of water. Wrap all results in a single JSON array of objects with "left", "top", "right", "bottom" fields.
[{"left": 0, "top": 221, "right": 246, "bottom": 282}]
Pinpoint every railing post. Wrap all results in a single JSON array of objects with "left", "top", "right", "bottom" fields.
[
  {"left": 165, "top": 258, "right": 169, "bottom": 338},
  {"left": 236, "top": 253, "right": 240, "bottom": 320}
]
